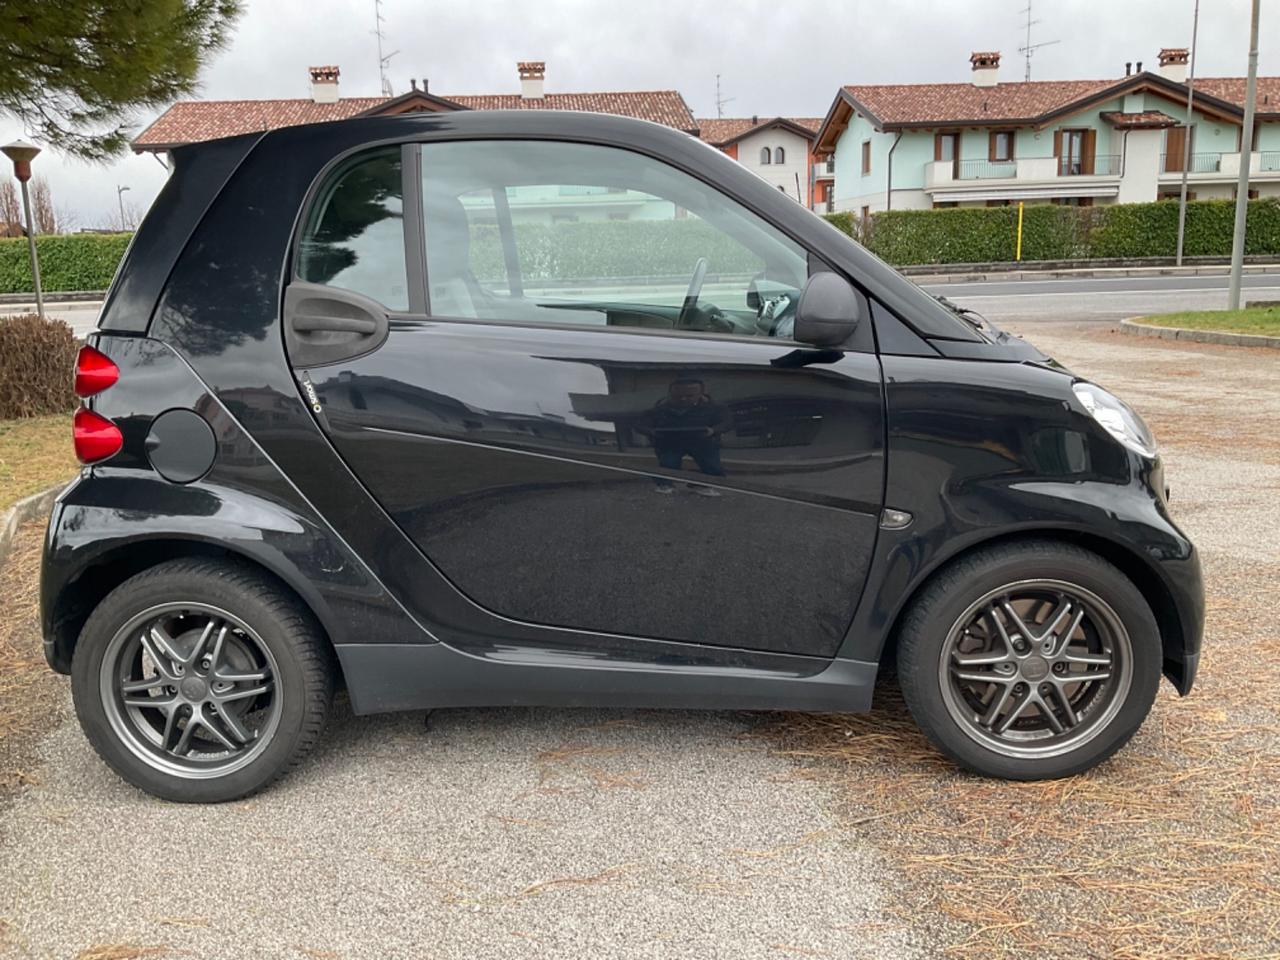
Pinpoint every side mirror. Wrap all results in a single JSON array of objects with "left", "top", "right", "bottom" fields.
[{"left": 794, "top": 272, "right": 861, "bottom": 348}]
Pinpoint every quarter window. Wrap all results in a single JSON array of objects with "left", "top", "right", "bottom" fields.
[
  {"left": 419, "top": 140, "right": 810, "bottom": 340},
  {"left": 297, "top": 148, "right": 408, "bottom": 310}
]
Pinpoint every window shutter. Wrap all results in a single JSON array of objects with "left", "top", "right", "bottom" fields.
[
  {"left": 1082, "top": 129, "right": 1096, "bottom": 174},
  {"left": 988, "top": 132, "right": 997, "bottom": 162},
  {"left": 934, "top": 133, "right": 943, "bottom": 162}
]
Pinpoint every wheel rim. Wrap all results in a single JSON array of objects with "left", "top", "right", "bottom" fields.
[
  {"left": 99, "top": 602, "right": 283, "bottom": 779},
  {"left": 938, "top": 579, "right": 1133, "bottom": 759}
]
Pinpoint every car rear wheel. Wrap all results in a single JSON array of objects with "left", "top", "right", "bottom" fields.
[
  {"left": 897, "top": 541, "right": 1161, "bottom": 780},
  {"left": 71, "top": 559, "right": 334, "bottom": 802}
]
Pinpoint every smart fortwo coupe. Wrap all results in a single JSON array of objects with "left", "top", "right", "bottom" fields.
[{"left": 41, "top": 111, "right": 1203, "bottom": 802}]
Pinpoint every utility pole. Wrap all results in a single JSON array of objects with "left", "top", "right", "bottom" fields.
[
  {"left": 1175, "top": 0, "right": 1200, "bottom": 267},
  {"left": 116, "top": 184, "right": 131, "bottom": 231},
  {"left": 1228, "top": 0, "right": 1260, "bottom": 311}
]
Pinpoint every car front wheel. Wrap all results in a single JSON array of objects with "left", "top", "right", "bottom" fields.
[
  {"left": 71, "top": 559, "right": 334, "bottom": 802},
  {"left": 897, "top": 541, "right": 1161, "bottom": 780}
]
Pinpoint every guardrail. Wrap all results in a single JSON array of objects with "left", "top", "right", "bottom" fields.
[
  {"left": 957, "top": 159, "right": 1017, "bottom": 180},
  {"left": 1059, "top": 154, "right": 1122, "bottom": 176},
  {"left": 1261, "top": 151, "right": 1280, "bottom": 172},
  {"left": 1161, "top": 152, "right": 1223, "bottom": 174}
]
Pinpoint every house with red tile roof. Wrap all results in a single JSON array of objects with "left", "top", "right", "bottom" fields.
[
  {"left": 132, "top": 61, "right": 698, "bottom": 153},
  {"left": 696, "top": 116, "right": 832, "bottom": 211},
  {"left": 813, "top": 49, "right": 1280, "bottom": 218}
]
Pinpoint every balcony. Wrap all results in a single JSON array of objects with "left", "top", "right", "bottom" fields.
[
  {"left": 1058, "top": 154, "right": 1123, "bottom": 176},
  {"left": 956, "top": 158, "right": 1017, "bottom": 179},
  {"left": 1262, "top": 151, "right": 1280, "bottom": 172},
  {"left": 812, "top": 160, "right": 835, "bottom": 179},
  {"left": 925, "top": 154, "right": 1121, "bottom": 189},
  {"left": 1161, "top": 152, "right": 1223, "bottom": 174}
]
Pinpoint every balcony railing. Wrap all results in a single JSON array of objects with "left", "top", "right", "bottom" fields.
[
  {"left": 1058, "top": 154, "right": 1122, "bottom": 176},
  {"left": 957, "top": 158, "right": 1017, "bottom": 180},
  {"left": 1161, "top": 152, "right": 1224, "bottom": 174},
  {"left": 812, "top": 159, "right": 836, "bottom": 178},
  {"left": 1261, "top": 151, "right": 1280, "bottom": 172}
]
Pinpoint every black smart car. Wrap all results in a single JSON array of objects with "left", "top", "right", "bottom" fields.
[{"left": 42, "top": 111, "right": 1203, "bottom": 802}]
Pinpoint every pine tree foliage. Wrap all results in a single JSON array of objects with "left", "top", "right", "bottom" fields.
[{"left": 0, "top": 1, "right": 242, "bottom": 160}]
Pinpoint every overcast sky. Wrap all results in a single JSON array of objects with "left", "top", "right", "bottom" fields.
[{"left": 2, "top": 0, "right": 1275, "bottom": 228}]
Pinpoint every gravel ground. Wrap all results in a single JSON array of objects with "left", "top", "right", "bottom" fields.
[
  {"left": 2, "top": 321, "right": 1276, "bottom": 959},
  {"left": 0, "top": 609, "right": 931, "bottom": 959}
]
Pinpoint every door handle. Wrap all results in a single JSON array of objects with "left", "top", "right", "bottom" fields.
[{"left": 292, "top": 314, "right": 379, "bottom": 335}]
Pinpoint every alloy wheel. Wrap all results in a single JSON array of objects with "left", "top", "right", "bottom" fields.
[
  {"left": 938, "top": 579, "right": 1133, "bottom": 759},
  {"left": 99, "top": 602, "right": 283, "bottom": 779}
]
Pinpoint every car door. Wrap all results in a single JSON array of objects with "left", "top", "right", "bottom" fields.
[{"left": 285, "top": 137, "right": 885, "bottom": 659}]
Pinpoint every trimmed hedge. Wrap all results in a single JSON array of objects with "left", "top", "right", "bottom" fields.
[
  {"left": 819, "top": 197, "right": 1280, "bottom": 265},
  {"left": 3, "top": 198, "right": 1279, "bottom": 293},
  {"left": 0, "top": 233, "right": 131, "bottom": 294}
]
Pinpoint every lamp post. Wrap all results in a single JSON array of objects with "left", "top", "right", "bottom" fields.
[
  {"left": 116, "top": 184, "right": 131, "bottom": 231},
  {"left": 1, "top": 139, "right": 43, "bottom": 320}
]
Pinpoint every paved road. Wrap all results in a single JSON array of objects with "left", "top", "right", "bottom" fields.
[
  {"left": 922, "top": 271, "right": 1280, "bottom": 323},
  {"left": 7, "top": 271, "right": 1280, "bottom": 337}
]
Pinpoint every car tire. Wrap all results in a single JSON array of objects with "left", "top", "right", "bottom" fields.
[
  {"left": 896, "top": 540, "right": 1161, "bottom": 781},
  {"left": 71, "top": 558, "right": 334, "bottom": 803}
]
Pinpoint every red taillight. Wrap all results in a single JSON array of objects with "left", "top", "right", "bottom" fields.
[
  {"left": 73, "top": 408, "right": 123, "bottom": 464},
  {"left": 75, "top": 345, "right": 119, "bottom": 398}
]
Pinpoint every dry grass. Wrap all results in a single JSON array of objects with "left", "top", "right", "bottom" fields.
[
  {"left": 0, "top": 522, "right": 66, "bottom": 794},
  {"left": 766, "top": 326, "right": 1280, "bottom": 959},
  {"left": 0, "top": 414, "right": 76, "bottom": 510}
]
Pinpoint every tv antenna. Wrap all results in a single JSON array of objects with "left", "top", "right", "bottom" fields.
[
  {"left": 715, "top": 74, "right": 735, "bottom": 119},
  {"left": 1018, "top": 1, "right": 1060, "bottom": 82},
  {"left": 374, "top": 0, "right": 399, "bottom": 97}
]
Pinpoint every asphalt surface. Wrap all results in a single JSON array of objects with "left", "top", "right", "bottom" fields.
[
  {"left": 921, "top": 271, "right": 1280, "bottom": 323},
  {"left": 10, "top": 269, "right": 1280, "bottom": 336}
]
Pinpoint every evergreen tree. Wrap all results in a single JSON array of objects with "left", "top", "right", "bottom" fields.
[{"left": 0, "top": 1, "right": 242, "bottom": 160}]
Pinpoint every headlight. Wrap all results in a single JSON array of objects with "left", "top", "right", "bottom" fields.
[{"left": 1072, "top": 382, "right": 1158, "bottom": 458}]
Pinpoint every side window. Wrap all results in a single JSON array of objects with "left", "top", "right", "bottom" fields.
[
  {"left": 420, "top": 140, "right": 810, "bottom": 340},
  {"left": 298, "top": 147, "right": 408, "bottom": 310}
]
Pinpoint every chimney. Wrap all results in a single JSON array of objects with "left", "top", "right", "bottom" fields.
[
  {"left": 309, "top": 65, "right": 340, "bottom": 104},
  {"left": 518, "top": 61, "right": 545, "bottom": 100},
  {"left": 410, "top": 78, "right": 418, "bottom": 91},
  {"left": 1157, "top": 47, "right": 1189, "bottom": 83},
  {"left": 1125, "top": 62, "right": 1132, "bottom": 77},
  {"left": 970, "top": 51, "right": 1000, "bottom": 88}
]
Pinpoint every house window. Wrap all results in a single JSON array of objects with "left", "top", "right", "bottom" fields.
[
  {"left": 990, "top": 130, "right": 1015, "bottom": 162},
  {"left": 861, "top": 140, "right": 872, "bottom": 175},
  {"left": 932, "top": 201, "right": 959, "bottom": 209},
  {"left": 760, "top": 147, "right": 772, "bottom": 165},
  {"left": 860, "top": 205, "right": 870, "bottom": 221},
  {"left": 775, "top": 146, "right": 786, "bottom": 164}
]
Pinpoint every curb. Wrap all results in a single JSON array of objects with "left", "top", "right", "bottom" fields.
[
  {"left": 0, "top": 291, "right": 106, "bottom": 306},
  {"left": 1119, "top": 317, "right": 1280, "bottom": 349},
  {"left": 0, "top": 483, "right": 65, "bottom": 570}
]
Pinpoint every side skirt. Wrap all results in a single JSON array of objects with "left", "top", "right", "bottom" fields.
[{"left": 335, "top": 643, "right": 878, "bottom": 715}]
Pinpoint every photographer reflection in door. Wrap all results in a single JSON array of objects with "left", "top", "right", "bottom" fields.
[{"left": 642, "top": 378, "right": 732, "bottom": 497}]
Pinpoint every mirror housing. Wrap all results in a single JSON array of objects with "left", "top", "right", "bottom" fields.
[{"left": 794, "top": 272, "right": 861, "bottom": 348}]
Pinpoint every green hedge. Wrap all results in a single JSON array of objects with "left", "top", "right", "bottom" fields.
[
  {"left": 820, "top": 197, "right": 1280, "bottom": 265},
  {"left": 0, "top": 233, "right": 131, "bottom": 294},
  {"left": 4, "top": 199, "right": 1279, "bottom": 293}
]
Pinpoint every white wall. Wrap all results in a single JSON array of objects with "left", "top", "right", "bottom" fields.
[
  {"left": 736, "top": 128, "right": 812, "bottom": 205},
  {"left": 1116, "top": 129, "right": 1161, "bottom": 204}
]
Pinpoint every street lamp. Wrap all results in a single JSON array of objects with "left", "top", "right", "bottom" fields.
[
  {"left": 116, "top": 184, "right": 131, "bottom": 231},
  {"left": 1, "top": 139, "right": 43, "bottom": 320}
]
